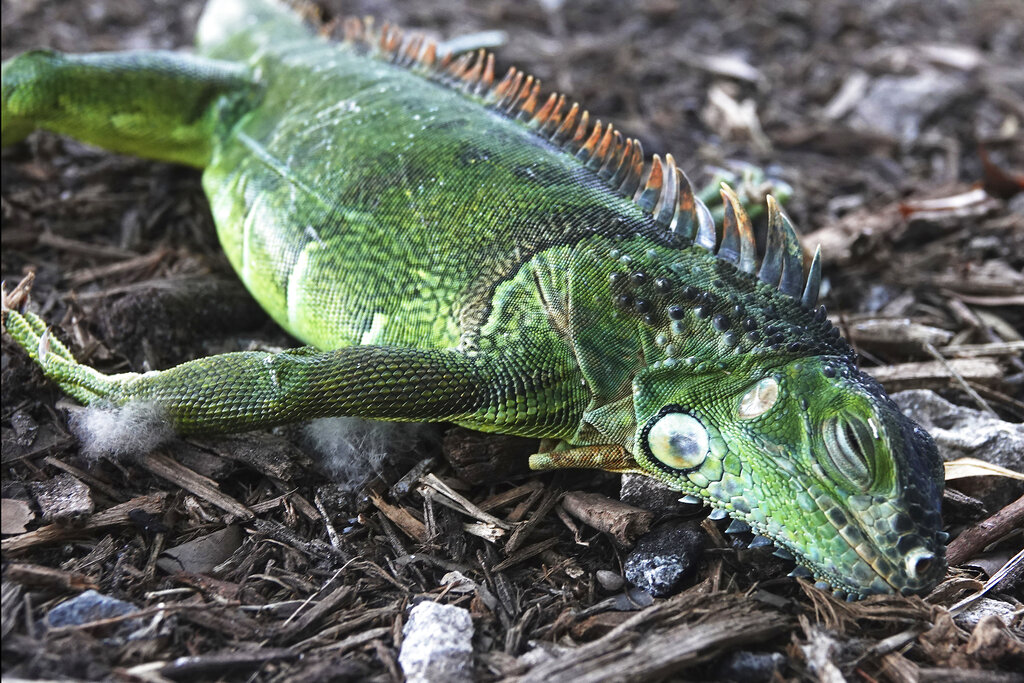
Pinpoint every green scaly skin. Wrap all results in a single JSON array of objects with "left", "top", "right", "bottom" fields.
[{"left": 1, "top": 0, "right": 945, "bottom": 598}]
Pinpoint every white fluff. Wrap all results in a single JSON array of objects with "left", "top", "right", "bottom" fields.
[
  {"left": 68, "top": 402, "right": 172, "bottom": 460},
  {"left": 303, "top": 417, "right": 432, "bottom": 489}
]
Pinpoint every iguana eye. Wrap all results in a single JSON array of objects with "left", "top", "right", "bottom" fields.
[
  {"left": 738, "top": 377, "right": 779, "bottom": 419},
  {"left": 821, "top": 416, "right": 875, "bottom": 490},
  {"left": 646, "top": 412, "right": 709, "bottom": 470}
]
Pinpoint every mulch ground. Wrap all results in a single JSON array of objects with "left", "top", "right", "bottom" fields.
[{"left": 2, "top": 0, "right": 1022, "bottom": 681}]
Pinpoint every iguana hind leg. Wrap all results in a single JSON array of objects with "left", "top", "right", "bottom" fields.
[{"left": 5, "top": 306, "right": 499, "bottom": 435}]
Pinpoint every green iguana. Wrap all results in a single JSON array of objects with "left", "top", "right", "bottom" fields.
[{"left": 1, "top": 0, "right": 946, "bottom": 599}]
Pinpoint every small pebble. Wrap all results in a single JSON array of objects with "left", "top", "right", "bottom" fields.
[
  {"left": 713, "top": 651, "right": 786, "bottom": 683},
  {"left": 595, "top": 569, "right": 625, "bottom": 592}
]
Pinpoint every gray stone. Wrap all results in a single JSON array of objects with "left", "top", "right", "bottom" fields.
[
  {"left": 624, "top": 520, "right": 705, "bottom": 597},
  {"left": 953, "top": 597, "right": 1017, "bottom": 629},
  {"left": 399, "top": 601, "right": 475, "bottom": 683},
  {"left": 893, "top": 390, "right": 1023, "bottom": 471},
  {"left": 595, "top": 569, "right": 625, "bottom": 592},
  {"left": 47, "top": 590, "right": 138, "bottom": 629},
  {"left": 849, "top": 71, "right": 963, "bottom": 144}
]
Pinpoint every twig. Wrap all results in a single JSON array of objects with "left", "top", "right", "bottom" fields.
[
  {"left": 924, "top": 343, "right": 997, "bottom": 417},
  {"left": 946, "top": 494, "right": 1024, "bottom": 566},
  {"left": 140, "top": 451, "right": 252, "bottom": 520},
  {"left": 1, "top": 492, "right": 168, "bottom": 553}
]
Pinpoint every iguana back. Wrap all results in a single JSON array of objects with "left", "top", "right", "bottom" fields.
[{"left": 200, "top": 0, "right": 658, "bottom": 354}]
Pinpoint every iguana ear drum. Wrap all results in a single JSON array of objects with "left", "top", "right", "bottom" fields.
[
  {"left": 645, "top": 410, "right": 709, "bottom": 471},
  {"left": 737, "top": 377, "right": 778, "bottom": 419},
  {"left": 820, "top": 415, "right": 875, "bottom": 490}
]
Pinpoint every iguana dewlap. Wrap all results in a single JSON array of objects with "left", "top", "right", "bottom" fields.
[{"left": 0, "top": 0, "right": 946, "bottom": 598}]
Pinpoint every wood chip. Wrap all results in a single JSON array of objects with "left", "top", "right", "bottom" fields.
[
  {"left": 1, "top": 499, "right": 34, "bottom": 535},
  {"left": 504, "top": 486, "right": 561, "bottom": 555},
  {"left": 947, "top": 495, "right": 1024, "bottom": 566},
  {"left": 417, "top": 473, "right": 511, "bottom": 530},
  {"left": 561, "top": 491, "right": 654, "bottom": 548},
  {"left": 865, "top": 358, "right": 1004, "bottom": 391},
  {"left": 492, "top": 537, "right": 560, "bottom": 573},
  {"left": 512, "top": 592, "right": 792, "bottom": 682},
  {"left": 1, "top": 492, "right": 168, "bottom": 553},
  {"left": 28, "top": 472, "right": 94, "bottom": 523},
  {"left": 5, "top": 563, "right": 99, "bottom": 592},
  {"left": 140, "top": 451, "right": 252, "bottom": 521},
  {"left": 370, "top": 492, "right": 426, "bottom": 543}
]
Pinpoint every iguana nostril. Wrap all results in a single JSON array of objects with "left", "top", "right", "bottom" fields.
[{"left": 906, "top": 548, "right": 936, "bottom": 580}]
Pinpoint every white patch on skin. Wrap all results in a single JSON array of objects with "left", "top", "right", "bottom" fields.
[
  {"left": 69, "top": 402, "right": 171, "bottom": 460},
  {"left": 738, "top": 377, "right": 779, "bottom": 419},
  {"left": 303, "top": 417, "right": 434, "bottom": 490},
  {"left": 359, "top": 312, "right": 389, "bottom": 345}
]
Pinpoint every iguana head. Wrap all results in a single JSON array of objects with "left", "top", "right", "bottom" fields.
[
  {"left": 550, "top": 170, "right": 947, "bottom": 598},
  {"left": 631, "top": 354, "right": 946, "bottom": 598}
]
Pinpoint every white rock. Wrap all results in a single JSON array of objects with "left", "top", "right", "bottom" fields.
[{"left": 399, "top": 601, "right": 475, "bottom": 683}]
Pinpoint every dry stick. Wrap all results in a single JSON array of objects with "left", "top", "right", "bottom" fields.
[
  {"left": 924, "top": 342, "right": 998, "bottom": 417},
  {"left": 946, "top": 494, "right": 1024, "bottom": 566},
  {"left": 1, "top": 492, "right": 168, "bottom": 553},
  {"left": 141, "top": 451, "right": 253, "bottom": 520}
]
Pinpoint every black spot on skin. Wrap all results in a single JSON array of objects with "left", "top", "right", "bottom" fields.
[
  {"left": 683, "top": 286, "right": 700, "bottom": 300},
  {"left": 713, "top": 315, "right": 731, "bottom": 332},
  {"left": 617, "top": 294, "right": 633, "bottom": 308},
  {"left": 635, "top": 299, "right": 650, "bottom": 314},
  {"left": 610, "top": 272, "right": 625, "bottom": 285},
  {"left": 743, "top": 317, "right": 758, "bottom": 331},
  {"left": 695, "top": 306, "right": 710, "bottom": 319},
  {"left": 458, "top": 144, "right": 490, "bottom": 166},
  {"left": 631, "top": 272, "right": 648, "bottom": 286},
  {"left": 896, "top": 535, "right": 919, "bottom": 554},
  {"left": 823, "top": 365, "right": 836, "bottom": 378},
  {"left": 655, "top": 277, "right": 672, "bottom": 293},
  {"left": 668, "top": 305, "right": 684, "bottom": 320},
  {"left": 787, "top": 341, "right": 801, "bottom": 353},
  {"left": 747, "top": 331, "right": 761, "bottom": 342}
]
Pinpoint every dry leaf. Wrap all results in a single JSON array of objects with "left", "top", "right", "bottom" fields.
[{"left": 945, "top": 458, "right": 1024, "bottom": 481}]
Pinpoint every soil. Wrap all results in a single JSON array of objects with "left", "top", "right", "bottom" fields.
[{"left": 2, "top": 0, "right": 1022, "bottom": 681}]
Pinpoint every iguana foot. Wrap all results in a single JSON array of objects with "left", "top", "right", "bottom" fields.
[{"left": 3, "top": 274, "right": 136, "bottom": 406}]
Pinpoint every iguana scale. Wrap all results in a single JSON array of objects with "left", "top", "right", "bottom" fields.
[{"left": 1, "top": 0, "right": 946, "bottom": 598}]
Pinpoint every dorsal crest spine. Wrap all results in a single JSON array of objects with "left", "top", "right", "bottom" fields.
[{"left": 328, "top": 14, "right": 821, "bottom": 309}]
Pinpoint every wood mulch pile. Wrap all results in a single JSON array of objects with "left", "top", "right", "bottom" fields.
[{"left": 2, "top": 0, "right": 1022, "bottom": 680}]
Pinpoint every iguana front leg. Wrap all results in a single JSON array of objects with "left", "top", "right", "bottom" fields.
[{"left": 4, "top": 306, "right": 513, "bottom": 436}]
